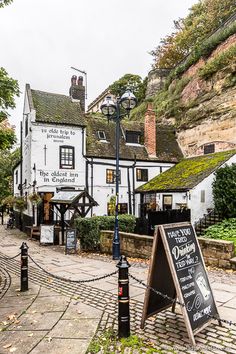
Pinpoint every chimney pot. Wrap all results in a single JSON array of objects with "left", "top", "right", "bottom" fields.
[
  {"left": 78, "top": 76, "right": 83, "bottom": 86},
  {"left": 71, "top": 75, "right": 77, "bottom": 85}
]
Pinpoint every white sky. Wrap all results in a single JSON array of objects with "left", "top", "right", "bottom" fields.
[{"left": 0, "top": 0, "right": 197, "bottom": 141}]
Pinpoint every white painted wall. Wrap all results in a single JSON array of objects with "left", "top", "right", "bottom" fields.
[
  {"left": 88, "top": 157, "right": 174, "bottom": 216},
  {"left": 31, "top": 123, "right": 85, "bottom": 192},
  {"left": 189, "top": 154, "right": 236, "bottom": 223}
]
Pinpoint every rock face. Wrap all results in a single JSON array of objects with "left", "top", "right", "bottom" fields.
[{"left": 146, "top": 32, "right": 236, "bottom": 157}]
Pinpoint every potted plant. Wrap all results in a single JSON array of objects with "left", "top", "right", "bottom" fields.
[{"left": 28, "top": 192, "right": 41, "bottom": 205}]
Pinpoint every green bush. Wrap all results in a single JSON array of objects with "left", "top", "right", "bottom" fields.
[
  {"left": 199, "top": 44, "right": 236, "bottom": 79},
  {"left": 213, "top": 163, "right": 236, "bottom": 218},
  {"left": 202, "top": 218, "right": 236, "bottom": 249},
  {"left": 165, "top": 21, "right": 236, "bottom": 87},
  {"left": 76, "top": 214, "right": 136, "bottom": 250}
]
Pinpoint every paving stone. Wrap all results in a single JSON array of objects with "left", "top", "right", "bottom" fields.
[
  {"left": 0, "top": 330, "right": 47, "bottom": 354},
  {"left": 27, "top": 295, "right": 70, "bottom": 313},
  {"left": 7, "top": 311, "right": 64, "bottom": 331},
  {"left": 30, "top": 337, "right": 90, "bottom": 354},
  {"left": 48, "top": 318, "right": 99, "bottom": 339}
]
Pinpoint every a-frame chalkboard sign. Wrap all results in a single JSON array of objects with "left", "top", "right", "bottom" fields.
[{"left": 141, "top": 222, "right": 220, "bottom": 346}]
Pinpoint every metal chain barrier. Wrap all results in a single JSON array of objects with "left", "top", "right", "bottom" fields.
[
  {"left": 130, "top": 272, "right": 236, "bottom": 328},
  {"left": 28, "top": 254, "right": 118, "bottom": 284},
  {"left": 0, "top": 252, "right": 21, "bottom": 261}
]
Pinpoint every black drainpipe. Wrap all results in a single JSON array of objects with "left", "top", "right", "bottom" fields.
[{"left": 127, "top": 167, "right": 132, "bottom": 214}]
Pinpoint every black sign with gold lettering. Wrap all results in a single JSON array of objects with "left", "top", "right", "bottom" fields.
[{"left": 141, "top": 222, "right": 219, "bottom": 346}]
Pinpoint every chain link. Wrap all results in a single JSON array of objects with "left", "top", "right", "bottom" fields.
[
  {"left": 130, "top": 272, "right": 236, "bottom": 327},
  {"left": 28, "top": 254, "right": 118, "bottom": 283},
  {"left": 0, "top": 252, "right": 21, "bottom": 261}
]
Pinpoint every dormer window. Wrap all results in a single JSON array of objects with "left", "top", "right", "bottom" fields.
[
  {"left": 126, "top": 131, "right": 141, "bottom": 144},
  {"left": 97, "top": 130, "right": 106, "bottom": 141}
]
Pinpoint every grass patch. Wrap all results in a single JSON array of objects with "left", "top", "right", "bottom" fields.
[{"left": 87, "top": 329, "right": 169, "bottom": 353}]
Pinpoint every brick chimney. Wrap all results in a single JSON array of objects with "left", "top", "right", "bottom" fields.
[
  {"left": 69, "top": 75, "right": 85, "bottom": 112},
  {"left": 144, "top": 103, "right": 156, "bottom": 157}
]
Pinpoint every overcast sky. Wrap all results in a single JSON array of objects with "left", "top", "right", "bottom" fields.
[{"left": 0, "top": 0, "right": 197, "bottom": 141}]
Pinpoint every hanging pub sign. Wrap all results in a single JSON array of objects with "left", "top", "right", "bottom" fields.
[
  {"left": 65, "top": 229, "right": 77, "bottom": 254},
  {"left": 40, "top": 224, "right": 54, "bottom": 245},
  {"left": 141, "top": 222, "right": 220, "bottom": 346}
]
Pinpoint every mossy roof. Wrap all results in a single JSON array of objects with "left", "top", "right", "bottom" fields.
[
  {"left": 29, "top": 87, "right": 86, "bottom": 126},
  {"left": 137, "top": 150, "right": 236, "bottom": 193},
  {"left": 85, "top": 116, "right": 183, "bottom": 162}
]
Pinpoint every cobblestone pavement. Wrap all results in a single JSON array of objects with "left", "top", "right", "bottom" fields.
[{"left": 0, "top": 226, "right": 236, "bottom": 353}]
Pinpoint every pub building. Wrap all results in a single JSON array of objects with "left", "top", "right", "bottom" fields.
[{"left": 13, "top": 77, "right": 182, "bottom": 232}]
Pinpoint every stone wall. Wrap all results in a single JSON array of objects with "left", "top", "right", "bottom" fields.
[
  {"left": 100, "top": 230, "right": 235, "bottom": 269},
  {"left": 100, "top": 230, "right": 153, "bottom": 259},
  {"left": 198, "top": 237, "right": 235, "bottom": 269},
  {"left": 146, "top": 68, "right": 171, "bottom": 98}
]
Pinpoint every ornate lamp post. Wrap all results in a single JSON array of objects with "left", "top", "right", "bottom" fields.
[{"left": 100, "top": 89, "right": 137, "bottom": 259}]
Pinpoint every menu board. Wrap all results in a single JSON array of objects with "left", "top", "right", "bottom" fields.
[
  {"left": 141, "top": 222, "right": 219, "bottom": 346},
  {"left": 40, "top": 225, "right": 54, "bottom": 244},
  {"left": 65, "top": 229, "right": 77, "bottom": 254}
]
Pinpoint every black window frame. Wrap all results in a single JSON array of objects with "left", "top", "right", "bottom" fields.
[
  {"left": 204, "top": 144, "right": 215, "bottom": 155},
  {"left": 125, "top": 130, "right": 141, "bottom": 144},
  {"left": 136, "top": 168, "right": 148, "bottom": 182},
  {"left": 59, "top": 145, "right": 75, "bottom": 169},
  {"left": 106, "top": 169, "right": 121, "bottom": 184}
]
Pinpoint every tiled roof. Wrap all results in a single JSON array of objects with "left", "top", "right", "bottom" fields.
[
  {"left": 85, "top": 117, "right": 183, "bottom": 162},
  {"left": 137, "top": 150, "right": 236, "bottom": 192},
  {"left": 29, "top": 87, "right": 86, "bottom": 126}
]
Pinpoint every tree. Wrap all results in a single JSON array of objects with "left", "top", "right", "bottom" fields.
[
  {"left": 0, "top": 0, "right": 13, "bottom": 8},
  {"left": 109, "top": 74, "right": 147, "bottom": 104},
  {"left": 151, "top": 0, "right": 236, "bottom": 69},
  {"left": 0, "top": 148, "right": 20, "bottom": 203},
  {"left": 212, "top": 164, "right": 236, "bottom": 218},
  {"left": 0, "top": 67, "right": 19, "bottom": 149}
]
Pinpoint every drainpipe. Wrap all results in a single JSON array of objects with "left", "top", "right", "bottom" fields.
[
  {"left": 20, "top": 122, "right": 23, "bottom": 197},
  {"left": 127, "top": 168, "right": 132, "bottom": 214},
  {"left": 132, "top": 156, "right": 137, "bottom": 216}
]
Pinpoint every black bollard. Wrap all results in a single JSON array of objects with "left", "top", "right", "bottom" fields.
[
  {"left": 20, "top": 242, "right": 29, "bottom": 292},
  {"left": 116, "top": 255, "right": 130, "bottom": 338}
]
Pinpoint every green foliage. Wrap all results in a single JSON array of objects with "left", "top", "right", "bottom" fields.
[
  {"left": 76, "top": 214, "right": 136, "bottom": 250},
  {"left": 203, "top": 218, "right": 236, "bottom": 249},
  {"left": 199, "top": 44, "right": 236, "bottom": 79},
  {"left": 0, "top": 148, "right": 20, "bottom": 202},
  {"left": 0, "top": 0, "right": 13, "bottom": 8},
  {"left": 87, "top": 329, "right": 164, "bottom": 354},
  {"left": 14, "top": 196, "right": 27, "bottom": 212},
  {"left": 0, "top": 67, "right": 20, "bottom": 118},
  {"left": 165, "top": 20, "right": 236, "bottom": 87},
  {"left": 212, "top": 164, "right": 236, "bottom": 218},
  {"left": 151, "top": 0, "right": 236, "bottom": 69},
  {"left": 109, "top": 74, "right": 147, "bottom": 104},
  {"left": 0, "top": 67, "right": 19, "bottom": 150}
]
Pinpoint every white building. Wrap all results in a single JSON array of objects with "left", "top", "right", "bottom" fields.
[
  {"left": 136, "top": 150, "right": 236, "bottom": 224},
  {"left": 13, "top": 78, "right": 182, "bottom": 229}
]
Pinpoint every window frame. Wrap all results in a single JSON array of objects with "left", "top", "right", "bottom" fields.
[
  {"left": 136, "top": 168, "right": 148, "bottom": 182},
  {"left": 125, "top": 130, "right": 141, "bottom": 144},
  {"left": 204, "top": 144, "right": 215, "bottom": 155},
  {"left": 97, "top": 130, "right": 106, "bottom": 141},
  {"left": 59, "top": 145, "right": 75, "bottom": 169},
  {"left": 106, "top": 169, "right": 121, "bottom": 184}
]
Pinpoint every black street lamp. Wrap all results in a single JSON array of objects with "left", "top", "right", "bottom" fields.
[{"left": 100, "top": 89, "right": 137, "bottom": 260}]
